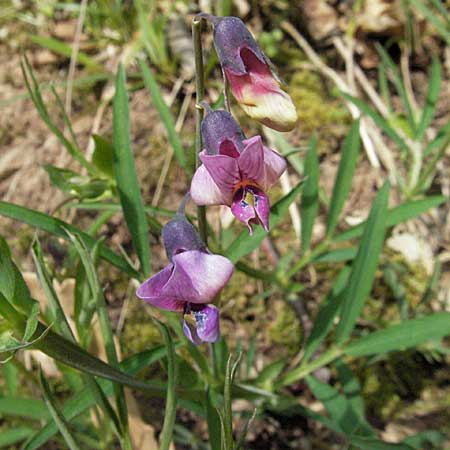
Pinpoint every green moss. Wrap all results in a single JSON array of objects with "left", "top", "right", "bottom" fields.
[
  {"left": 120, "top": 299, "right": 161, "bottom": 357},
  {"left": 288, "top": 70, "right": 350, "bottom": 149}
]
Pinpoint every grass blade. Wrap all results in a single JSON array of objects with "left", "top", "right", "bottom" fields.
[
  {"left": 335, "top": 181, "right": 390, "bottom": 343},
  {"left": 326, "top": 120, "right": 360, "bottom": 237},
  {"left": 343, "top": 93, "right": 411, "bottom": 155},
  {"left": 155, "top": 320, "right": 178, "bottom": 450},
  {"left": 302, "top": 266, "right": 351, "bottom": 362},
  {"left": 32, "top": 239, "right": 75, "bottom": 341},
  {"left": 23, "top": 345, "right": 169, "bottom": 450},
  {"left": 0, "top": 397, "right": 49, "bottom": 421},
  {"left": 0, "top": 427, "right": 33, "bottom": 448},
  {"left": 416, "top": 58, "right": 441, "bottom": 141},
  {"left": 0, "top": 201, "right": 140, "bottom": 279},
  {"left": 205, "top": 389, "right": 221, "bottom": 450},
  {"left": 300, "top": 136, "right": 319, "bottom": 251},
  {"left": 334, "top": 195, "right": 446, "bottom": 242},
  {"left": 139, "top": 59, "right": 187, "bottom": 169},
  {"left": 39, "top": 369, "right": 82, "bottom": 450},
  {"left": 306, "top": 375, "right": 374, "bottom": 437},
  {"left": 344, "top": 312, "right": 450, "bottom": 356},
  {"left": 376, "top": 44, "right": 417, "bottom": 135},
  {"left": 113, "top": 64, "right": 151, "bottom": 277},
  {"left": 409, "top": 0, "right": 450, "bottom": 45},
  {"left": 225, "top": 182, "right": 303, "bottom": 263},
  {"left": 65, "top": 230, "right": 130, "bottom": 443}
]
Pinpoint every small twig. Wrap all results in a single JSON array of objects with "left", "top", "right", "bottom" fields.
[
  {"left": 281, "top": 21, "right": 381, "bottom": 168},
  {"left": 152, "top": 85, "right": 193, "bottom": 206}
]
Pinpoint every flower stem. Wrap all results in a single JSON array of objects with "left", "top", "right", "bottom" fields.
[{"left": 192, "top": 17, "right": 208, "bottom": 244}]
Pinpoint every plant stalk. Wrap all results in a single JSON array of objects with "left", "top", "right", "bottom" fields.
[{"left": 192, "top": 17, "right": 208, "bottom": 244}]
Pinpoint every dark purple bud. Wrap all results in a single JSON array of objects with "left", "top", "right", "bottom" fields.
[
  {"left": 212, "top": 16, "right": 266, "bottom": 75},
  {"left": 162, "top": 215, "right": 206, "bottom": 260},
  {"left": 201, "top": 109, "right": 245, "bottom": 156}
]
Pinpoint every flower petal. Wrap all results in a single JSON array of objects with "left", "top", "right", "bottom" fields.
[
  {"left": 183, "top": 319, "right": 202, "bottom": 345},
  {"left": 261, "top": 145, "right": 287, "bottom": 190},
  {"left": 190, "top": 164, "right": 227, "bottom": 205},
  {"left": 231, "top": 188, "right": 257, "bottom": 235},
  {"left": 253, "top": 188, "right": 270, "bottom": 232},
  {"left": 200, "top": 152, "right": 240, "bottom": 204},
  {"left": 136, "top": 265, "right": 185, "bottom": 311},
  {"left": 165, "top": 250, "right": 234, "bottom": 304},
  {"left": 237, "top": 136, "right": 265, "bottom": 184},
  {"left": 193, "top": 304, "right": 220, "bottom": 343}
]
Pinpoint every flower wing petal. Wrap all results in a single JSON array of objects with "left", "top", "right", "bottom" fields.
[
  {"left": 136, "top": 265, "right": 185, "bottom": 311},
  {"left": 200, "top": 153, "right": 240, "bottom": 204},
  {"left": 166, "top": 250, "right": 234, "bottom": 303},
  {"left": 190, "top": 164, "right": 227, "bottom": 205},
  {"left": 261, "top": 145, "right": 287, "bottom": 190}
]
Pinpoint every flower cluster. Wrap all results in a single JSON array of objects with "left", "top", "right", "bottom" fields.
[{"left": 137, "top": 15, "right": 297, "bottom": 343}]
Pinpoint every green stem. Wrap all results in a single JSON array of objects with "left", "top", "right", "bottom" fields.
[
  {"left": 192, "top": 17, "right": 208, "bottom": 244},
  {"left": 278, "top": 346, "right": 343, "bottom": 387},
  {"left": 286, "top": 239, "right": 331, "bottom": 279}
]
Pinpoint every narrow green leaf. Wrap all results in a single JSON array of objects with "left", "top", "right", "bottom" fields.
[
  {"left": 306, "top": 375, "right": 374, "bottom": 437},
  {"left": 205, "top": 389, "right": 221, "bottom": 450},
  {"left": 416, "top": 58, "right": 441, "bottom": 141},
  {"left": 0, "top": 236, "right": 34, "bottom": 315},
  {"left": 155, "top": 320, "right": 177, "bottom": 450},
  {"left": 301, "top": 136, "right": 319, "bottom": 251},
  {"left": 335, "top": 359, "right": 365, "bottom": 419},
  {"left": 225, "top": 182, "right": 303, "bottom": 263},
  {"left": 113, "top": 65, "right": 151, "bottom": 277},
  {"left": 92, "top": 134, "right": 115, "bottom": 179},
  {"left": 65, "top": 230, "right": 130, "bottom": 439},
  {"left": 350, "top": 435, "right": 414, "bottom": 449},
  {"left": 39, "top": 369, "right": 82, "bottom": 450},
  {"left": 302, "top": 266, "right": 351, "bottom": 362},
  {"left": 326, "top": 120, "right": 360, "bottom": 237},
  {"left": 343, "top": 93, "right": 410, "bottom": 154},
  {"left": 408, "top": 0, "right": 450, "bottom": 45},
  {"left": 2, "top": 360, "right": 18, "bottom": 395},
  {"left": 312, "top": 247, "right": 357, "bottom": 263},
  {"left": 402, "top": 429, "right": 447, "bottom": 449},
  {"left": 22, "top": 302, "right": 40, "bottom": 342},
  {"left": 29, "top": 35, "right": 101, "bottom": 69},
  {"left": 34, "top": 322, "right": 165, "bottom": 394},
  {"left": 20, "top": 55, "right": 94, "bottom": 172},
  {"left": 0, "top": 201, "right": 140, "bottom": 279},
  {"left": 139, "top": 59, "right": 187, "bottom": 169},
  {"left": 344, "top": 312, "right": 450, "bottom": 356},
  {"left": 23, "top": 346, "right": 170, "bottom": 450},
  {"left": 32, "top": 239, "right": 75, "bottom": 341},
  {"left": 336, "top": 182, "right": 390, "bottom": 343},
  {"left": 0, "top": 427, "right": 33, "bottom": 448},
  {"left": 376, "top": 44, "right": 416, "bottom": 135},
  {"left": 334, "top": 196, "right": 446, "bottom": 242},
  {"left": 0, "top": 397, "right": 49, "bottom": 421}
]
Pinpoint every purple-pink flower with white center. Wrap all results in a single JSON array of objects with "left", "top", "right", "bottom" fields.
[
  {"left": 136, "top": 208, "right": 234, "bottom": 344},
  {"left": 190, "top": 109, "right": 287, "bottom": 234},
  {"left": 206, "top": 15, "right": 297, "bottom": 132}
]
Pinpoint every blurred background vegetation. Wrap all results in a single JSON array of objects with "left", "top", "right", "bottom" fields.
[{"left": 0, "top": 0, "right": 449, "bottom": 449}]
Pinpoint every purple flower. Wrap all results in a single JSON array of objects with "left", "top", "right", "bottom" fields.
[
  {"left": 190, "top": 110, "right": 286, "bottom": 234},
  {"left": 209, "top": 15, "right": 297, "bottom": 132},
  {"left": 136, "top": 212, "right": 234, "bottom": 344}
]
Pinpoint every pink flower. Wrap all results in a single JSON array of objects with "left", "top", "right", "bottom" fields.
[
  {"left": 190, "top": 110, "right": 286, "bottom": 234},
  {"left": 136, "top": 212, "right": 234, "bottom": 344},
  {"left": 211, "top": 15, "right": 297, "bottom": 132}
]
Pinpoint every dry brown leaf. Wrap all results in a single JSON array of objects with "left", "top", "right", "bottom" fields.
[{"left": 301, "top": 0, "right": 338, "bottom": 41}]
